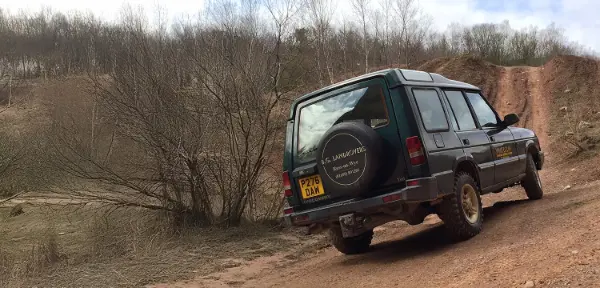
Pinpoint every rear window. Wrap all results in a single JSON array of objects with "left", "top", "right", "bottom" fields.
[
  {"left": 413, "top": 89, "right": 449, "bottom": 132},
  {"left": 296, "top": 84, "right": 388, "bottom": 162}
]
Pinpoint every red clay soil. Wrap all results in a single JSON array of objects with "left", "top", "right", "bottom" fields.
[
  {"left": 154, "top": 55, "right": 600, "bottom": 288},
  {"left": 417, "top": 55, "right": 502, "bottom": 103},
  {"left": 493, "top": 66, "right": 551, "bottom": 163}
]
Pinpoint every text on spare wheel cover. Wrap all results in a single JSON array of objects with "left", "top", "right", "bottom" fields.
[{"left": 321, "top": 133, "right": 367, "bottom": 186}]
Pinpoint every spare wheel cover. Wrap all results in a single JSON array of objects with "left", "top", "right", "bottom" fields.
[{"left": 317, "top": 122, "right": 382, "bottom": 196}]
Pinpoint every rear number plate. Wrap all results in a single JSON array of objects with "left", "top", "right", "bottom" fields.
[{"left": 299, "top": 175, "right": 325, "bottom": 199}]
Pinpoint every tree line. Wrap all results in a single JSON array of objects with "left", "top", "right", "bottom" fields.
[
  {"left": 0, "top": 1, "right": 587, "bottom": 84},
  {"left": 0, "top": 0, "right": 590, "bottom": 226}
]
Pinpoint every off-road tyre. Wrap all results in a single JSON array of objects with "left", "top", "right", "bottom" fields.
[
  {"left": 522, "top": 153, "right": 543, "bottom": 200},
  {"left": 329, "top": 226, "right": 373, "bottom": 255},
  {"left": 437, "top": 172, "right": 483, "bottom": 241}
]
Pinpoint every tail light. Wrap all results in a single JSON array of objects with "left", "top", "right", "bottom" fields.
[
  {"left": 406, "top": 136, "right": 425, "bottom": 165},
  {"left": 406, "top": 179, "right": 419, "bottom": 186},
  {"left": 282, "top": 171, "right": 293, "bottom": 197}
]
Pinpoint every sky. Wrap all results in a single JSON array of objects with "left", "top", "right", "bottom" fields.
[{"left": 1, "top": 0, "right": 598, "bottom": 52}]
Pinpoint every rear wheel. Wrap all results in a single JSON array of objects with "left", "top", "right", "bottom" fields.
[
  {"left": 329, "top": 226, "right": 373, "bottom": 255},
  {"left": 522, "top": 153, "right": 543, "bottom": 200},
  {"left": 437, "top": 172, "right": 483, "bottom": 241}
]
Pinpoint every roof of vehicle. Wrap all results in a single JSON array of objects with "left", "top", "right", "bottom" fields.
[{"left": 289, "top": 68, "right": 480, "bottom": 120}]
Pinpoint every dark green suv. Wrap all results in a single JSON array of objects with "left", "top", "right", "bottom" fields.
[{"left": 282, "top": 69, "right": 544, "bottom": 255}]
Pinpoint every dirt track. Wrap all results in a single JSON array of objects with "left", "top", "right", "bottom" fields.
[
  {"left": 495, "top": 67, "right": 551, "bottom": 161},
  {"left": 158, "top": 65, "right": 600, "bottom": 288},
  {"left": 165, "top": 179, "right": 600, "bottom": 288}
]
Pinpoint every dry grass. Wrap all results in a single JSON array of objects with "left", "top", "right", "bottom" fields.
[{"left": 0, "top": 202, "right": 322, "bottom": 288}]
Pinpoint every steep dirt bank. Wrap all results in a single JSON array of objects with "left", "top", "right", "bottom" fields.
[
  {"left": 417, "top": 56, "right": 501, "bottom": 103},
  {"left": 493, "top": 66, "right": 551, "bottom": 162}
]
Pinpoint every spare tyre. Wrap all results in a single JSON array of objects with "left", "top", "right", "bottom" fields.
[{"left": 316, "top": 121, "right": 384, "bottom": 197}]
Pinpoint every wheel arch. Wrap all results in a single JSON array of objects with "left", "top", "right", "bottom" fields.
[
  {"left": 525, "top": 139, "right": 541, "bottom": 169},
  {"left": 452, "top": 155, "right": 481, "bottom": 189}
]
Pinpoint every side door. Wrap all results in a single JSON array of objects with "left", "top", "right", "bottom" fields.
[
  {"left": 442, "top": 90, "right": 495, "bottom": 190},
  {"left": 464, "top": 91, "right": 520, "bottom": 184},
  {"left": 410, "top": 88, "right": 464, "bottom": 195}
]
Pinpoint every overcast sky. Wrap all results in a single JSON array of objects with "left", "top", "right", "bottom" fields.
[{"left": 1, "top": 0, "right": 598, "bottom": 52}]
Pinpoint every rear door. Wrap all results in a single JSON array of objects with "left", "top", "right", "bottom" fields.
[
  {"left": 443, "top": 90, "right": 495, "bottom": 190},
  {"left": 291, "top": 77, "right": 406, "bottom": 208},
  {"left": 464, "top": 92, "right": 520, "bottom": 184},
  {"left": 410, "top": 88, "right": 463, "bottom": 194}
]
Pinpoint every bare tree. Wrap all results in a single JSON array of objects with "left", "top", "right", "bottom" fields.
[
  {"left": 469, "top": 23, "right": 507, "bottom": 63},
  {"left": 510, "top": 28, "right": 538, "bottom": 65},
  {"left": 447, "top": 22, "right": 463, "bottom": 55},
  {"left": 352, "top": 0, "right": 371, "bottom": 72},
  {"left": 378, "top": 0, "right": 394, "bottom": 65},
  {"left": 306, "top": 0, "right": 335, "bottom": 85},
  {"left": 51, "top": 1, "right": 301, "bottom": 226},
  {"left": 393, "top": 0, "right": 419, "bottom": 64}
]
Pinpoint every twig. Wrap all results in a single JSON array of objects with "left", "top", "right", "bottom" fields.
[{"left": 0, "top": 191, "right": 25, "bottom": 204}]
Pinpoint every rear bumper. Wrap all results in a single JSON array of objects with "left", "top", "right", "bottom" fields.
[{"left": 284, "top": 176, "right": 442, "bottom": 226}]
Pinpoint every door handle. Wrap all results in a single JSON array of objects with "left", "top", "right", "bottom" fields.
[
  {"left": 462, "top": 139, "right": 470, "bottom": 145},
  {"left": 490, "top": 136, "right": 495, "bottom": 142}
]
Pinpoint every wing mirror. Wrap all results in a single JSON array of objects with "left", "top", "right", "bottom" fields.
[{"left": 503, "top": 113, "right": 520, "bottom": 126}]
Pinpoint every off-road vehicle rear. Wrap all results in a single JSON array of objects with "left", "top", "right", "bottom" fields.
[{"left": 282, "top": 69, "right": 544, "bottom": 255}]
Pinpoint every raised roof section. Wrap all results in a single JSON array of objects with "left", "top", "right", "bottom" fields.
[{"left": 289, "top": 68, "right": 481, "bottom": 119}]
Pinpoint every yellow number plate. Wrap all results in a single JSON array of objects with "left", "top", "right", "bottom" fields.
[{"left": 299, "top": 175, "right": 325, "bottom": 199}]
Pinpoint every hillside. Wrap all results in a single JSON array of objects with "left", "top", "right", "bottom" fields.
[{"left": 4, "top": 55, "right": 600, "bottom": 287}]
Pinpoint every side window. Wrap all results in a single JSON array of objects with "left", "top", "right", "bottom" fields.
[
  {"left": 444, "top": 90, "right": 477, "bottom": 130},
  {"left": 413, "top": 89, "right": 449, "bottom": 131},
  {"left": 465, "top": 92, "right": 498, "bottom": 127},
  {"left": 444, "top": 97, "right": 459, "bottom": 130}
]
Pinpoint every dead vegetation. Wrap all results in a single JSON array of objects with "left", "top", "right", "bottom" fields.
[{"left": 0, "top": 203, "right": 325, "bottom": 288}]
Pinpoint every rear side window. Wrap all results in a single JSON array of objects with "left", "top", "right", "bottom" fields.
[
  {"left": 296, "top": 83, "right": 389, "bottom": 162},
  {"left": 465, "top": 92, "right": 498, "bottom": 127},
  {"left": 413, "top": 89, "right": 449, "bottom": 132},
  {"left": 444, "top": 90, "right": 477, "bottom": 130}
]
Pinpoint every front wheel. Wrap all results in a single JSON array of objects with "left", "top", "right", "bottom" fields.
[
  {"left": 522, "top": 153, "right": 543, "bottom": 200},
  {"left": 437, "top": 172, "right": 483, "bottom": 241},
  {"left": 329, "top": 226, "right": 373, "bottom": 255}
]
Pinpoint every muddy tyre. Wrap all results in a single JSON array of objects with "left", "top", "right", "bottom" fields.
[
  {"left": 522, "top": 153, "right": 543, "bottom": 200},
  {"left": 329, "top": 226, "right": 373, "bottom": 255},
  {"left": 437, "top": 172, "right": 483, "bottom": 241}
]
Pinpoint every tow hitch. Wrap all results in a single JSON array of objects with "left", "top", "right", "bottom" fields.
[{"left": 339, "top": 213, "right": 371, "bottom": 238}]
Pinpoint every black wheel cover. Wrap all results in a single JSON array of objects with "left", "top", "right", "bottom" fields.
[{"left": 316, "top": 122, "right": 383, "bottom": 196}]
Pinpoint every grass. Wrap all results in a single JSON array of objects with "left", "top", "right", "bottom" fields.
[{"left": 0, "top": 202, "right": 325, "bottom": 288}]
